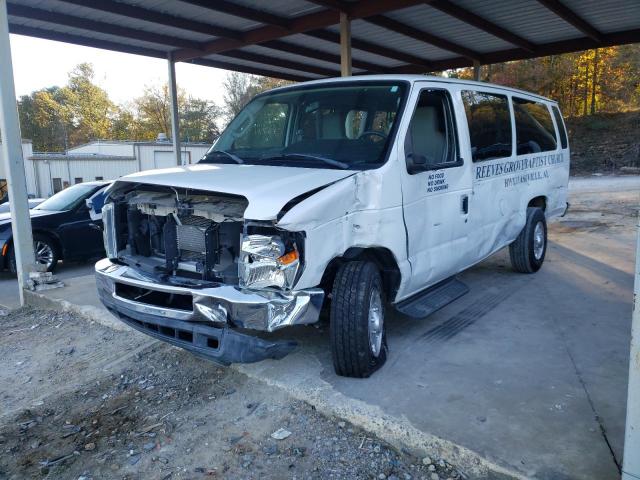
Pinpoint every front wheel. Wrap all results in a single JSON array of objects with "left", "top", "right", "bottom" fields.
[
  {"left": 330, "top": 261, "right": 387, "bottom": 378},
  {"left": 509, "top": 207, "right": 547, "bottom": 273},
  {"left": 8, "top": 234, "right": 60, "bottom": 274}
]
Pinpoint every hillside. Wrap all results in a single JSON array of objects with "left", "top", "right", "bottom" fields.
[{"left": 566, "top": 111, "right": 640, "bottom": 175}]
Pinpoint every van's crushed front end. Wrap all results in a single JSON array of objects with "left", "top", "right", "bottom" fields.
[{"left": 95, "top": 180, "right": 324, "bottom": 364}]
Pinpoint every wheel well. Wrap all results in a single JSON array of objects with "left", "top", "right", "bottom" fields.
[
  {"left": 320, "top": 247, "right": 401, "bottom": 301},
  {"left": 7, "top": 230, "right": 63, "bottom": 259},
  {"left": 528, "top": 196, "right": 547, "bottom": 211}
]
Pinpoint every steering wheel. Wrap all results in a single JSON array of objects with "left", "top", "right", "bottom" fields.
[{"left": 358, "top": 130, "right": 387, "bottom": 141}]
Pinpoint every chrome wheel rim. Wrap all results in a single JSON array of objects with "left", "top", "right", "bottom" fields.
[
  {"left": 368, "top": 287, "right": 384, "bottom": 357},
  {"left": 533, "top": 221, "right": 545, "bottom": 260},
  {"left": 35, "top": 240, "right": 54, "bottom": 269}
]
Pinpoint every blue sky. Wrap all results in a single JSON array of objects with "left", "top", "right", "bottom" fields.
[{"left": 10, "top": 34, "right": 228, "bottom": 106}]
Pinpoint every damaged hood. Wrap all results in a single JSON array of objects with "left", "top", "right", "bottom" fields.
[{"left": 114, "top": 163, "right": 356, "bottom": 220}]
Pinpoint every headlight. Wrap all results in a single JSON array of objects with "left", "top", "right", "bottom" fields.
[
  {"left": 102, "top": 202, "right": 118, "bottom": 259},
  {"left": 239, "top": 234, "right": 300, "bottom": 290}
]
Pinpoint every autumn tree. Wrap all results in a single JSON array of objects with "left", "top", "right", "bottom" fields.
[
  {"left": 448, "top": 44, "right": 640, "bottom": 117},
  {"left": 18, "top": 87, "right": 68, "bottom": 151},
  {"left": 18, "top": 63, "right": 115, "bottom": 151},
  {"left": 131, "top": 84, "right": 221, "bottom": 142},
  {"left": 62, "top": 63, "right": 116, "bottom": 145}
]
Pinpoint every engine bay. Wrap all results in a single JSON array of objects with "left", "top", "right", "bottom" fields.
[{"left": 109, "top": 185, "right": 248, "bottom": 283}]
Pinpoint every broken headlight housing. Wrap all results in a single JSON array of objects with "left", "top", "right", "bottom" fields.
[
  {"left": 102, "top": 202, "right": 119, "bottom": 260},
  {"left": 239, "top": 233, "right": 301, "bottom": 290}
]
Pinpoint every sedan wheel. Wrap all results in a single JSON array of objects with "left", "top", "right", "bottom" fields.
[
  {"left": 34, "top": 240, "right": 55, "bottom": 270},
  {"left": 8, "top": 234, "right": 60, "bottom": 274}
]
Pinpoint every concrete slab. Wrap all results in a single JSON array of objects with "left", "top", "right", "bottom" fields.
[
  {"left": 19, "top": 176, "right": 639, "bottom": 480},
  {"left": 0, "top": 261, "right": 94, "bottom": 309}
]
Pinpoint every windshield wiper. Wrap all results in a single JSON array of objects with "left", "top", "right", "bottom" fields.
[
  {"left": 261, "top": 153, "right": 349, "bottom": 170},
  {"left": 201, "top": 150, "right": 244, "bottom": 164}
]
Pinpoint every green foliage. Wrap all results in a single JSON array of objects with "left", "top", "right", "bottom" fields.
[{"left": 18, "top": 63, "right": 226, "bottom": 151}]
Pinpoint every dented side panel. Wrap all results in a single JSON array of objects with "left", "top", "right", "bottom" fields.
[{"left": 278, "top": 155, "right": 413, "bottom": 297}]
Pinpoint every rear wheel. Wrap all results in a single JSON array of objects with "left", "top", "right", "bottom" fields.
[
  {"left": 8, "top": 233, "right": 60, "bottom": 274},
  {"left": 509, "top": 207, "right": 547, "bottom": 273},
  {"left": 330, "top": 261, "right": 387, "bottom": 378}
]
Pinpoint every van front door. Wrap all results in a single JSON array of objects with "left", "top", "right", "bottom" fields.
[{"left": 399, "top": 86, "right": 472, "bottom": 295}]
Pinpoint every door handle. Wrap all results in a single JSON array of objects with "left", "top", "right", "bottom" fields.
[
  {"left": 89, "top": 222, "right": 102, "bottom": 231},
  {"left": 461, "top": 195, "right": 469, "bottom": 214}
]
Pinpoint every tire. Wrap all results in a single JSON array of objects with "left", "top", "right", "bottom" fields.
[
  {"left": 8, "top": 233, "right": 60, "bottom": 274},
  {"left": 330, "top": 261, "right": 387, "bottom": 378},
  {"left": 509, "top": 207, "right": 547, "bottom": 273}
]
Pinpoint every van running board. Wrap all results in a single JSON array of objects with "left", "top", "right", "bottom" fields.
[{"left": 395, "top": 277, "right": 469, "bottom": 319}]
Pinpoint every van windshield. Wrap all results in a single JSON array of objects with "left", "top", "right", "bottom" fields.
[{"left": 202, "top": 82, "right": 407, "bottom": 170}]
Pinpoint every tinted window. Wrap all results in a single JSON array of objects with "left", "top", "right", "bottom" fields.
[
  {"left": 405, "top": 89, "right": 458, "bottom": 171},
  {"left": 461, "top": 91, "right": 512, "bottom": 162},
  {"left": 552, "top": 106, "right": 568, "bottom": 149},
  {"left": 513, "top": 98, "right": 557, "bottom": 154}
]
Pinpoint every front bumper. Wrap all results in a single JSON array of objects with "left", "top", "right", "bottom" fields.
[{"left": 95, "top": 258, "right": 324, "bottom": 364}]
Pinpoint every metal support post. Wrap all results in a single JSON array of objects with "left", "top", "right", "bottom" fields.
[
  {"left": 0, "top": 0, "right": 35, "bottom": 305},
  {"left": 622, "top": 218, "right": 640, "bottom": 479},
  {"left": 473, "top": 60, "right": 481, "bottom": 81},
  {"left": 167, "top": 52, "right": 182, "bottom": 166},
  {"left": 340, "top": 12, "right": 352, "bottom": 77}
]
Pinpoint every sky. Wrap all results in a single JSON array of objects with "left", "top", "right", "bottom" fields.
[{"left": 9, "top": 34, "right": 229, "bottom": 106}]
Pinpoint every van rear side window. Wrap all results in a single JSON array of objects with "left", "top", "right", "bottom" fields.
[
  {"left": 513, "top": 98, "right": 557, "bottom": 154},
  {"left": 552, "top": 106, "right": 568, "bottom": 149},
  {"left": 461, "top": 91, "right": 512, "bottom": 162}
]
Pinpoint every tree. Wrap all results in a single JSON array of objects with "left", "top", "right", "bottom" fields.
[
  {"left": 131, "top": 84, "right": 221, "bottom": 142},
  {"left": 133, "top": 84, "right": 176, "bottom": 139},
  {"left": 18, "top": 63, "right": 116, "bottom": 150},
  {"left": 221, "top": 72, "right": 292, "bottom": 124},
  {"left": 446, "top": 44, "right": 640, "bottom": 117},
  {"left": 61, "top": 63, "right": 115, "bottom": 145},
  {"left": 181, "top": 96, "right": 221, "bottom": 143},
  {"left": 222, "top": 72, "right": 256, "bottom": 122},
  {"left": 110, "top": 105, "right": 138, "bottom": 141},
  {"left": 18, "top": 87, "right": 68, "bottom": 152}
]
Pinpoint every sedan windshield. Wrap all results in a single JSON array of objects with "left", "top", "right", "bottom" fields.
[
  {"left": 35, "top": 183, "right": 102, "bottom": 212},
  {"left": 203, "top": 82, "right": 407, "bottom": 170}
]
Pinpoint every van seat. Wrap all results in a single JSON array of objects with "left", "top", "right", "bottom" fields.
[{"left": 410, "top": 106, "right": 445, "bottom": 164}]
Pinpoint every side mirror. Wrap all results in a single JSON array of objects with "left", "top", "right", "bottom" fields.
[{"left": 406, "top": 152, "right": 428, "bottom": 173}]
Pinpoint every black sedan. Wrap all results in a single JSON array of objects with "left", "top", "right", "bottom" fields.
[{"left": 0, "top": 181, "right": 109, "bottom": 272}]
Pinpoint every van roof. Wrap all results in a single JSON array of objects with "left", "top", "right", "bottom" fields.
[{"left": 270, "top": 75, "right": 557, "bottom": 105}]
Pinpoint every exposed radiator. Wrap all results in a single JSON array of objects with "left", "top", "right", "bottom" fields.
[{"left": 176, "top": 215, "right": 212, "bottom": 255}]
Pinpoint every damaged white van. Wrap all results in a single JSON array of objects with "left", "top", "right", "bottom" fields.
[{"left": 96, "top": 75, "right": 569, "bottom": 377}]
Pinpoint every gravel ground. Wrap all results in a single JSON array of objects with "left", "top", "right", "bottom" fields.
[{"left": 0, "top": 308, "right": 463, "bottom": 480}]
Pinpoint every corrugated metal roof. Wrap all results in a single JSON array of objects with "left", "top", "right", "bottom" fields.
[
  {"left": 453, "top": 0, "right": 577, "bottom": 43},
  {"left": 564, "top": 0, "right": 640, "bottom": 34},
  {"left": 6, "top": 0, "right": 639, "bottom": 81},
  {"left": 386, "top": 5, "right": 513, "bottom": 54}
]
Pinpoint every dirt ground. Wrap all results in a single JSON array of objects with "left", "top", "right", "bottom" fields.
[
  {"left": 1, "top": 176, "right": 637, "bottom": 480},
  {"left": 0, "top": 308, "right": 461, "bottom": 480}
]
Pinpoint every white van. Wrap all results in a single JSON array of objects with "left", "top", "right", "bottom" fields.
[{"left": 96, "top": 75, "right": 569, "bottom": 378}]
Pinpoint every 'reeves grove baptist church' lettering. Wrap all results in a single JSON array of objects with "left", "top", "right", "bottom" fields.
[{"left": 475, "top": 153, "right": 565, "bottom": 182}]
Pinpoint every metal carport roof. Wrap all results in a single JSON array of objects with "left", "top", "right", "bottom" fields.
[{"left": 6, "top": 0, "right": 640, "bottom": 81}]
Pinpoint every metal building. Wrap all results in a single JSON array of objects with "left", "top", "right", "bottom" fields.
[
  {"left": 1, "top": 139, "right": 211, "bottom": 198},
  {"left": 0, "top": 139, "right": 32, "bottom": 200}
]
